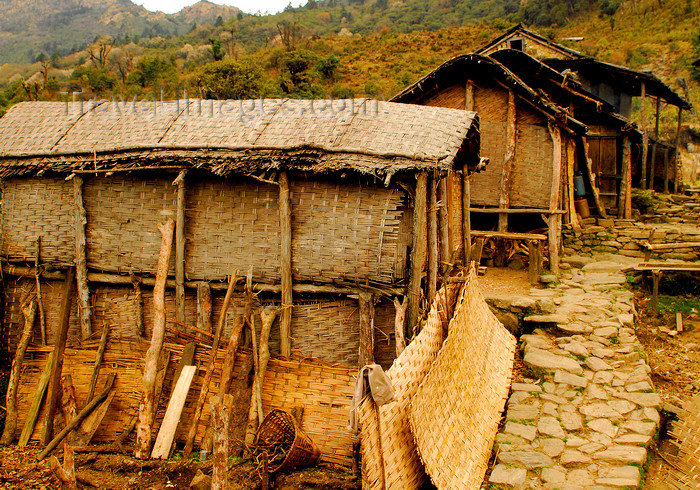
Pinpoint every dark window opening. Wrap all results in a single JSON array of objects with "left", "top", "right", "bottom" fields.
[{"left": 509, "top": 39, "right": 524, "bottom": 51}]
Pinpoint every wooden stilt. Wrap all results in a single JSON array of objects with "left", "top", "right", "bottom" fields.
[
  {"left": 134, "top": 218, "right": 175, "bottom": 459},
  {"left": 73, "top": 176, "right": 92, "bottom": 341},
  {"left": 358, "top": 292, "right": 375, "bottom": 367},
  {"left": 183, "top": 268, "right": 238, "bottom": 458},
  {"left": 86, "top": 323, "right": 108, "bottom": 403},
  {"left": 42, "top": 267, "right": 75, "bottom": 446},
  {"left": 407, "top": 172, "right": 428, "bottom": 336},
  {"left": 279, "top": 171, "right": 293, "bottom": 358},
  {"left": 174, "top": 170, "right": 187, "bottom": 324},
  {"left": 393, "top": 296, "right": 407, "bottom": 357},
  {"left": 1, "top": 300, "right": 37, "bottom": 444},
  {"left": 427, "top": 174, "right": 438, "bottom": 304},
  {"left": 35, "top": 238, "right": 46, "bottom": 345}
]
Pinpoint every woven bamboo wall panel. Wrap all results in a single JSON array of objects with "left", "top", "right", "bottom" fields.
[
  {"left": 409, "top": 268, "right": 515, "bottom": 489},
  {"left": 185, "top": 180, "right": 280, "bottom": 283},
  {"left": 83, "top": 177, "right": 178, "bottom": 275},
  {"left": 511, "top": 119, "right": 552, "bottom": 209},
  {"left": 290, "top": 180, "right": 405, "bottom": 284},
  {"left": 1, "top": 178, "right": 75, "bottom": 265},
  {"left": 359, "top": 283, "right": 461, "bottom": 490},
  {"left": 664, "top": 395, "right": 700, "bottom": 488},
  {"left": 373, "top": 299, "right": 399, "bottom": 371},
  {"left": 422, "top": 83, "right": 465, "bottom": 110}
]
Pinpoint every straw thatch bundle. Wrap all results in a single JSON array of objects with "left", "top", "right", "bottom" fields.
[{"left": 664, "top": 395, "right": 700, "bottom": 489}]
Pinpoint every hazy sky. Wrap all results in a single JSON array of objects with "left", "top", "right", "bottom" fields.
[{"left": 132, "top": 0, "right": 306, "bottom": 15}]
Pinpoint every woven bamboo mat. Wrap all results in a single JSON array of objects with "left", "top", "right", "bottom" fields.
[
  {"left": 409, "top": 266, "right": 516, "bottom": 489},
  {"left": 358, "top": 282, "right": 461, "bottom": 490},
  {"left": 664, "top": 395, "right": 700, "bottom": 489}
]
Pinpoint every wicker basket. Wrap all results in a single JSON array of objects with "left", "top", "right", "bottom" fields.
[{"left": 254, "top": 409, "right": 321, "bottom": 473}]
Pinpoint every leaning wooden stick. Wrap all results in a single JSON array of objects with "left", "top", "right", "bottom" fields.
[
  {"left": 50, "top": 444, "right": 76, "bottom": 490},
  {"left": 244, "top": 308, "right": 276, "bottom": 448},
  {"left": 38, "top": 372, "right": 116, "bottom": 461},
  {"left": 19, "top": 349, "right": 56, "bottom": 447},
  {"left": 211, "top": 394, "right": 233, "bottom": 490},
  {"left": 183, "top": 268, "right": 239, "bottom": 458},
  {"left": 1, "top": 300, "right": 37, "bottom": 444},
  {"left": 86, "top": 323, "right": 109, "bottom": 403},
  {"left": 134, "top": 218, "right": 175, "bottom": 459}
]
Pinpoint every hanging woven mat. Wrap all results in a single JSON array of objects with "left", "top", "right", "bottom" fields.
[{"left": 409, "top": 265, "right": 516, "bottom": 489}]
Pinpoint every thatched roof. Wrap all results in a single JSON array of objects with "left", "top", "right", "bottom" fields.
[
  {"left": 390, "top": 54, "right": 587, "bottom": 135},
  {"left": 0, "top": 99, "right": 480, "bottom": 179}
]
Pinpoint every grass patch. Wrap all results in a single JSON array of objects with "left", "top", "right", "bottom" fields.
[{"left": 651, "top": 294, "right": 700, "bottom": 315}]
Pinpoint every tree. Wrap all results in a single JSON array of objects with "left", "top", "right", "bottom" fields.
[
  {"left": 128, "top": 55, "right": 176, "bottom": 88},
  {"left": 198, "top": 59, "right": 265, "bottom": 99},
  {"left": 71, "top": 66, "right": 117, "bottom": 93},
  {"left": 215, "top": 15, "right": 224, "bottom": 27},
  {"left": 316, "top": 54, "right": 340, "bottom": 81},
  {"left": 88, "top": 37, "right": 114, "bottom": 69},
  {"left": 209, "top": 37, "right": 225, "bottom": 61}
]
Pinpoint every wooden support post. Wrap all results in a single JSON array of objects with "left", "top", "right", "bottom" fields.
[
  {"left": 651, "top": 269, "right": 661, "bottom": 313},
  {"left": 472, "top": 238, "right": 485, "bottom": 265},
  {"left": 38, "top": 372, "right": 116, "bottom": 461},
  {"left": 640, "top": 82, "right": 648, "bottom": 190},
  {"left": 86, "top": 323, "right": 108, "bottom": 403},
  {"left": 212, "top": 394, "right": 233, "bottom": 490},
  {"left": 279, "top": 171, "right": 292, "bottom": 358},
  {"left": 174, "top": 170, "right": 187, "bottom": 324},
  {"left": 1, "top": 300, "right": 37, "bottom": 444},
  {"left": 427, "top": 174, "right": 438, "bottom": 304},
  {"left": 438, "top": 178, "right": 450, "bottom": 275},
  {"left": 358, "top": 292, "right": 375, "bottom": 367},
  {"left": 131, "top": 274, "right": 144, "bottom": 337},
  {"left": 19, "top": 349, "right": 55, "bottom": 447},
  {"left": 60, "top": 375, "right": 78, "bottom": 445},
  {"left": 566, "top": 140, "right": 580, "bottom": 228},
  {"left": 35, "top": 238, "right": 46, "bottom": 345},
  {"left": 674, "top": 107, "right": 683, "bottom": 193},
  {"left": 134, "top": 218, "right": 175, "bottom": 459},
  {"left": 462, "top": 165, "right": 472, "bottom": 265},
  {"left": 619, "top": 135, "right": 632, "bottom": 218},
  {"left": 73, "top": 177, "right": 91, "bottom": 341},
  {"left": 183, "top": 268, "right": 238, "bottom": 458},
  {"left": 528, "top": 241, "right": 542, "bottom": 284},
  {"left": 197, "top": 282, "right": 213, "bottom": 336},
  {"left": 548, "top": 124, "right": 563, "bottom": 274},
  {"left": 664, "top": 147, "right": 670, "bottom": 194},
  {"left": 448, "top": 173, "right": 464, "bottom": 264},
  {"left": 256, "top": 308, "right": 276, "bottom": 419},
  {"left": 42, "top": 267, "right": 75, "bottom": 446},
  {"left": 499, "top": 90, "right": 516, "bottom": 234},
  {"left": 649, "top": 142, "right": 657, "bottom": 191},
  {"left": 407, "top": 172, "right": 428, "bottom": 336},
  {"left": 581, "top": 137, "right": 607, "bottom": 218},
  {"left": 393, "top": 297, "right": 407, "bottom": 357},
  {"left": 465, "top": 80, "right": 474, "bottom": 112},
  {"left": 50, "top": 445, "right": 77, "bottom": 490}
]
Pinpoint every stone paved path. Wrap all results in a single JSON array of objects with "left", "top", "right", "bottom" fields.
[{"left": 488, "top": 256, "right": 660, "bottom": 489}]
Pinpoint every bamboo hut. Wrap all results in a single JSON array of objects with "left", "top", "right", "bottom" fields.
[{"left": 0, "top": 98, "right": 480, "bottom": 466}]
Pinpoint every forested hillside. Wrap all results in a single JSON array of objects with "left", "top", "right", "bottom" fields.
[{"left": 0, "top": 0, "right": 698, "bottom": 139}]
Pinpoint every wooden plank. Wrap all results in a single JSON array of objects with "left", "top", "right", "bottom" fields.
[
  {"left": 358, "top": 292, "right": 375, "bottom": 367},
  {"left": 174, "top": 170, "right": 187, "bottom": 324},
  {"left": 19, "top": 349, "right": 55, "bottom": 447},
  {"left": 470, "top": 230, "right": 547, "bottom": 241},
  {"left": 640, "top": 241, "right": 700, "bottom": 252},
  {"left": 151, "top": 365, "right": 197, "bottom": 459},
  {"left": 42, "top": 267, "right": 75, "bottom": 446},
  {"left": 279, "top": 171, "right": 292, "bottom": 357},
  {"left": 469, "top": 208, "right": 566, "bottom": 214},
  {"left": 73, "top": 176, "right": 92, "bottom": 340},
  {"left": 73, "top": 389, "right": 116, "bottom": 446},
  {"left": 676, "top": 312, "right": 684, "bottom": 333},
  {"left": 1, "top": 300, "right": 37, "bottom": 444},
  {"left": 407, "top": 172, "right": 428, "bottom": 335},
  {"left": 135, "top": 218, "right": 175, "bottom": 459}
]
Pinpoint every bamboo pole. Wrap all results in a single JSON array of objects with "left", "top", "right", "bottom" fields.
[
  {"left": 1, "top": 300, "right": 37, "bottom": 444},
  {"left": 279, "top": 171, "right": 292, "bottom": 357},
  {"left": 437, "top": 179, "right": 450, "bottom": 275},
  {"left": 174, "top": 170, "right": 187, "bottom": 324},
  {"left": 42, "top": 267, "right": 75, "bottom": 446},
  {"left": 183, "top": 268, "right": 239, "bottom": 458},
  {"left": 86, "top": 323, "right": 108, "bottom": 403},
  {"left": 407, "top": 172, "right": 428, "bottom": 336},
  {"left": 462, "top": 165, "right": 472, "bottom": 265},
  {"left": 548, "top": 124, "right": 563, "bottom": 274},
  {"left": 73, "top": 176, "right": 92, "bottom": 340},
  {"left": 427, "top": 174, "right": 438, "bottom": 303},
  {"left": 134, "top": 218, "right": 175, "bottom": 459},
  {"left": 640, "top": 82, "right": 648, "bottom": 190},
  {"left": 35, "top": 238, "right": 46, "bottom": 345},
  {"left": 358, "top": 292, "right": 375, "bottom": 367}
]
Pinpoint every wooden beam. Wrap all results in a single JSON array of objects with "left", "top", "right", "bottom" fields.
[
  {"left": 73, "top": 176, "right": 91, "bottom": 340},
  {"left": 640, "top": 82, "right": 648, "bottom": 190},
  {"left": 469, "top": 208, "right": 566, "bottom": 214},
  {"left": 42, "top": 267, "right": 75, "bottom": 446},
  {"left": 427, "top": 174, "right": 438, "bottom": 304},
  {"left": 619, "top": 135, "right": 632, "bottom": 218},
  {"left": 1, "top": 300, "right": 37, "bottom": 445},
  {"left": 73, "top": 390, "right": 116, "bottom": 446},
  {"left": 470, "top": 230, "right": 548, "bottom": 240},
  {"left": 174, "top": 170, "right": 188, "bottom": 324},
  {"left": 581, "top": 137, "right": 607, "bottom": 218},
  {"left": 674, "top": 107, "right": 683, "bottom": 193},
  {"left": 60, "top": 375, "right": 78, "bottom": 445},
  {"left": 407, "top": 172, "right": 428, "bottom": 335},
  {"left": 358, "top": 292, "right": 375, "bottom": 367},
  {"left": 548, "top": 124, "right": 563, "bottom": 274},
  {"left": 134, "top": 218, "right": 175, "bottom": 459},
  {"left": 279, "top": 171, "right": 292, "bottom": 358},
  {"left": 462, "top": 165, "right": 472, "bottom": 265}
]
